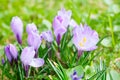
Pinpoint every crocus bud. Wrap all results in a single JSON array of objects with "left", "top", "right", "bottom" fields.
[
  {"left": 20, "top": 47, "right": 44, "bottom": 67},
  {"left": 4, "top": 44, "right": 18, "bottom": 62},
  {"left": 27, "top": 32, "right": 41, "bottom": 51},
  {"left": 26, "top": 23, "right": 38, "bottom": 34},
  {"left": 41, "top": 30, "right": 53, "bottom": 43},
  {"left": 11, "top": 16, "right": 23, "bottom": 44},
  {"left": 72, "top": 24, "right": 99, "bottom": 51},
  {"left": 52, "top": 8, "right": 72, "bottom": 45}
]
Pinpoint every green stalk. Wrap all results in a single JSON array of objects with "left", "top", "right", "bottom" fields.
[{"left": 108, "top": 16, "right": 115, "bottom": 47}]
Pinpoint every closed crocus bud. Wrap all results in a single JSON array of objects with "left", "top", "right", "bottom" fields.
[
  {"left": 11, "top": 16, "right": 23, "bottom": 44},
  {"left": 20, "top": 47, "right": 44, "bottom": 67},
  {"left": 4, "top": 44, "right": 18, "bottom": 62},
  {"left": 26, "top": 23, "right": 38, "bottom": 34},
  {"left": 73, "top": 24, "right": 99, "bottom": 51},
  {"left": 41, "top": 30, "right": 53, "bottom": 42},
  {"left": 27, "top": 32, "right": 41, "bottom": 51},
  {"left": 53, "top": 8, "right": 72, "bottom": 45}
]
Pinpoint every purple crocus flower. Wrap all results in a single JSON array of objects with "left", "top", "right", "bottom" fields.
[
  {"left": 73, "top": 24, "right": 99, "bottom": 51},
  {"left": 11, "top": 16, "right": 23, "bottom": 44},
  {"left": 27, "top": 31, "right": 41, "bottom": 52},
  {"left": 4, "top": 44, "right": 18, "bottom": 62},
  {"left": 40, "top": 30, "right": 53, "bottom": 42},
  {"left": 71, "top": 70, "right": 83, "bottom": 80},
  {"left": 20, "top": 47, "right": 44, "bottom": 67},
  {"left": 53, "top": 8, "right": 72, "bottom": 45},
  {"left": 26, "top": 23, "right": 38, "bottom": 34}
]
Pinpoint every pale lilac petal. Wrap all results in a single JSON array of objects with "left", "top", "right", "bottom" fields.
[
  {"left": 9, "top": 44, "right": 18, "bottom": 59},
  {"left": 20, "top": 47, "right": 35, "bottom": 65},
  {"left": 4, "top": 44, "right": 18, "bottom": 62},
  {"left": 4, "top": 45, "right": 12, "bottom": 62},
  {"left": 54, "top": 26, "right": 67, "bottom": 38},
  {"left": 53, "top": 16, "right": 62, "bottom": 30},
  {"left": 41, "top": 30, "right": 53, "bottom": 42},
  {"left": 73, "top": 35, "right": 80, "bottom": 50},
  {"left": 27, "top": 32, "right": 41, "bottom": 51},
  {"left": 11, "top": 16, "right": 23, "bottom": 44},
  {"left": 29, "top": 58, "right": 44, "bottom": 67},
  {"left": 26, "top": 23, "right": 38, "bottom": 34}
]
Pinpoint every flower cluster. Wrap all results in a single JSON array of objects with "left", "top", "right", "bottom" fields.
[
  {"left": 53, "top": 8, "right": 99, "bottom": 58},
  {"left": 4, "top": 16, "right": 53, "bottom": 77},
  {"left": 3, "top": 8, "right": 99, "bottom": 79}
]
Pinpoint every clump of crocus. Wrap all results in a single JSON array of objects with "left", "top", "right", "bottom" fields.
[
  {"left": 20, "top": 47, "right": 44, "bottom": 77},
  {"left": 11, "top": 16, "right": 23, "bottom": 44},
  {"left": 4, "top": 44, "right": 18, "bottom": 63},
  {"left": 53, "top": 8, "right": 72, "bottom": 45},
  {"left": 40, "top": 30, "right": 53, "bottom": 43},
  {"left": 71, "top": 70, "right": 83, "bottom": 80}
]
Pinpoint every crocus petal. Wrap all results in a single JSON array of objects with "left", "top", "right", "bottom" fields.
[
  {"left": 57, "top": 8, "right": 72, "bottom": 28},
  {"left": 41, "top": 30, "right": 53, "bottom": 42},
  {"left": 4, "top": 45, "right": 12, "bottom": 62},
  {"left": 20, "top": 47, "right": 35, "bottom": 65},
  {"left": 27, "top": 32, "right": 41, "bottom": 51},
  {"left": 9, "top": 44, "right": 18, "bottom": 59},
  {"left": 4, "top": 44, "right": 18, "bottom": 62},
  {"left": 54, "top": 26, "right": 67, "bottom": 39},
  {"left": 29, "top": 58, "right": 44, "bottom": 67},
  {"left": 26, "top": 23, "right": 38, "bottom": 34},
  {"left": 11, "top": 16, "right": 23, "bottom": 44}
]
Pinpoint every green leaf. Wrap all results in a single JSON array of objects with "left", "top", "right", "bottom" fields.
[
  {"left": 107, "top": 69, "right": 120, "bottom": 80},
  {"left": 101, "top": 37, "right": 112, "bottom": 47}
]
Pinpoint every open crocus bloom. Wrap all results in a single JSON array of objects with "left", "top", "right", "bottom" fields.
[
  {"left": 11, "top": 16, "right": 23, "bottom": 44},
  {"left": 4, "top": 44, "right": 18, "bottom": 62},
  {"left": 71, "top": 70, "right": 82, "bottom": 80},
  {"left": 41, "top": 30, "right": 53, "bottom": 43},
  {"left": 27, "top": 31, "right": 41, "bottom": 51},
  {"left": 53, "top": 8, "right": 72, "bottom": 45},
  {"left": 73, "top": 24, "right": 99, "bottom": 51},
  {"left": 26, "top": 23, "right": 38, "bottom": 34},
  {"left": 20, "top": 47, "right": 44, "bottom": 67}
]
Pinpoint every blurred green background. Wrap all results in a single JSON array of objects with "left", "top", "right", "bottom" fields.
[{"left": 0, "top": 0, "right": 120, "bottom": 79}]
